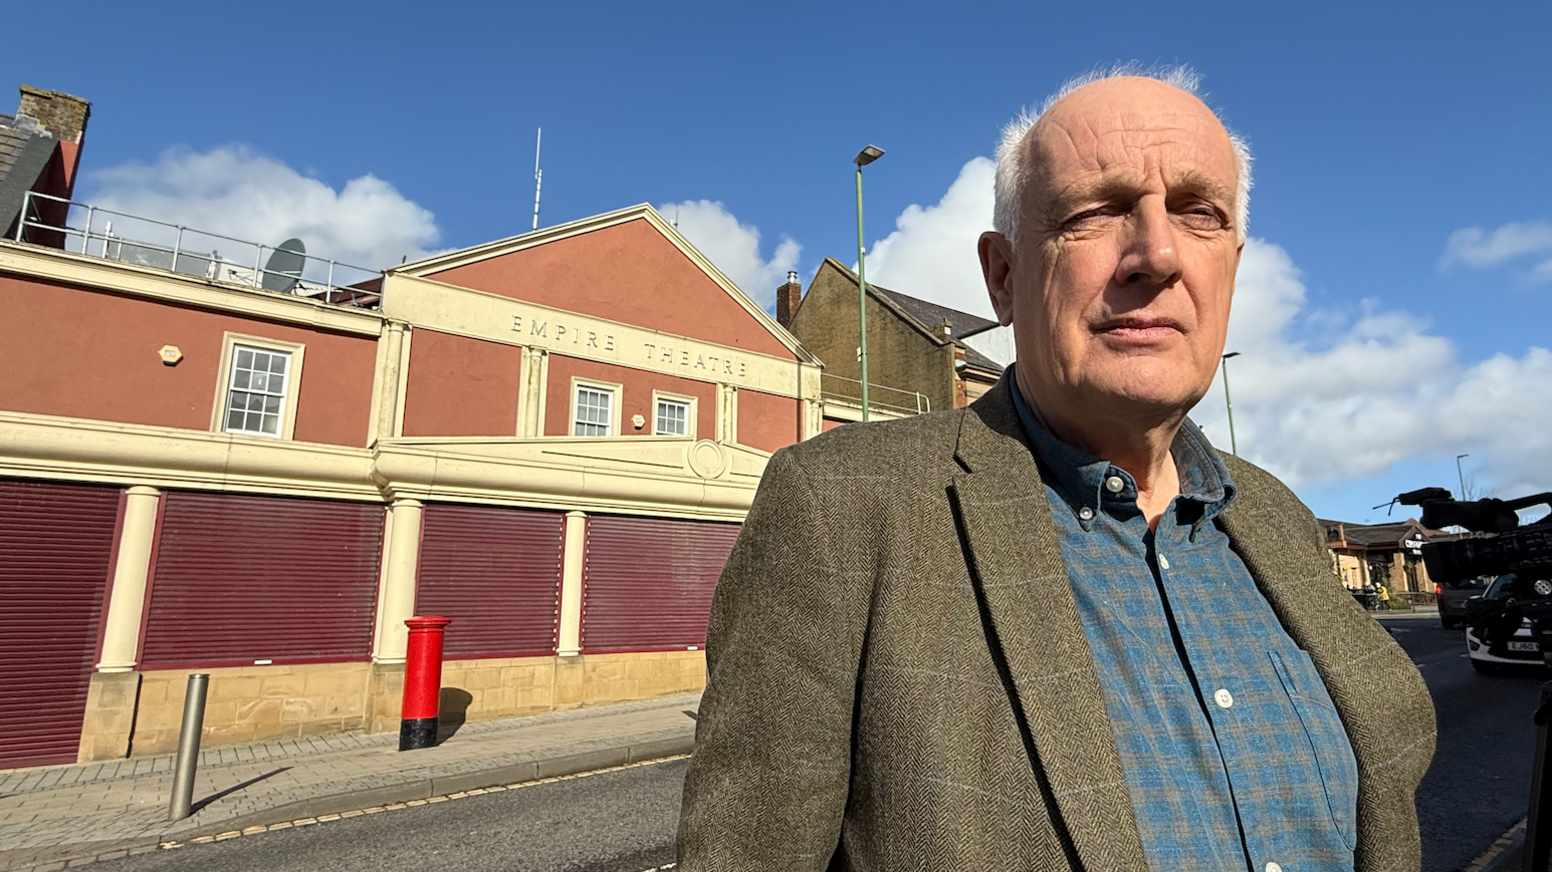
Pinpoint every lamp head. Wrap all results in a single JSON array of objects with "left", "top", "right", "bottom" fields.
[
  {"left": 1222, "top": 351, "right": 1241, "bottom": 361},
  {"left": 854, "top": 145, "right": 885, "bottom": 167}
]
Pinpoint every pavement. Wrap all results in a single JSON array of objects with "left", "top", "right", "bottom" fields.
[{"left": 0, "top": 693, "right": 700, "bottom": 872}]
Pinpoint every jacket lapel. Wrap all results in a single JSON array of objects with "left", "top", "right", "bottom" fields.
[{"left": 949, "top": 378, "right": 1147, "bottom": 870}]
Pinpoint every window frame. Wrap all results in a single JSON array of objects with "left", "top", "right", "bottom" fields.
[
  {"left": 211, "top": 333, "right": 305, "bottom": 440},
  {"left": 569, "top": 377, "right": 623, "bottom": 437},
  {"left": 650, "top": 390, "right": 697, "bottom": 438}
]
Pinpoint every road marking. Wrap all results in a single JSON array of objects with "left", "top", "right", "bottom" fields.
[
  {"left": 1463, "top": 818, "right": 1525, "bottom": 872},
  {"left": 156, "top": 754, "right": 691, "bottom": 853}
]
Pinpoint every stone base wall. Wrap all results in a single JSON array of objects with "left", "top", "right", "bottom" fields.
[
  {"left": 72, "top": 651, "right": 708, "bottom": 763},
  {"left": 128, "top": 662, "right": 374, "bottom": 757}
]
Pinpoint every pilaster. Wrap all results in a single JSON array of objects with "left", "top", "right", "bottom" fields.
[
  {"left": 372, "top": 498, "right": 424, "bottom": 664},
  {"left": 97, "top": 486, "right": 160, "bottom": 672},
  {"left": 557, "top": 510, "right": 587, "bottom": 656}
]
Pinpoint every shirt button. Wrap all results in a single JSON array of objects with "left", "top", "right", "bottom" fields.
[
  {"left": 1105, "top": 475, "right": 1125, "bottom": 493},
  {"left": 1214, "top": 688, "right": 1234, "bottom": 709},
  {"left": 1265, "top": 863, "right": 1282, "bottom": 872},
  {"left": 1078, "top": 506, "right": 1095, "bottom": 521},
  {"left": 1158, "top": 554, "right": 1171, "bottom": 570}
]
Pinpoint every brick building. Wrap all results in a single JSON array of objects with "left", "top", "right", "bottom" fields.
[
  {"left": 778, "top": 258, "right": 1004, "bottom": 427},
  {"left": 0, "top": 93, "right": 823, "bottom": 769},
  {"left": 1320, "top": 518, "right": 1441, "bottom": 594}
]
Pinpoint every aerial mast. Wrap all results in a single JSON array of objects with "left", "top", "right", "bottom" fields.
[{"left": 532, "top": 128, "right": 543, "bottom": 231}]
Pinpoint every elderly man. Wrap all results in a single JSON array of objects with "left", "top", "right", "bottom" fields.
[{"left": 678, "top": 67, "right": 1434, "bottom": 871}]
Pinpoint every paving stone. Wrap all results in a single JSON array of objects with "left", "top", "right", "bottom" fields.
[{"left": 0, "top": 693, "right": 699, "bottom": 871}]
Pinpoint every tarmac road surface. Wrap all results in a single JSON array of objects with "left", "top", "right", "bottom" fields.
[
  {"left": 1383, "top": 612, "right": 1544, "bottom": 872},
  {"left": 95, "top": 613, "right": 1540, "bottom": 872},
  {"left": 97, "top": 758, "right": 685, "bottom": 872}
]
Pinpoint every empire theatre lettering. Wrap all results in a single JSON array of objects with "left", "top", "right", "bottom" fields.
[{"left": 511, "top": 312, "right": 748, "bottom": 380}]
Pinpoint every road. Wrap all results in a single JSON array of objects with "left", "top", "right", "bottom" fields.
[
  {"left": 97, "top": 614, "right": 1542, "bottom": 872},
  {"left": 1384, "top": 612, "right": 1544, "bottom": 872}
]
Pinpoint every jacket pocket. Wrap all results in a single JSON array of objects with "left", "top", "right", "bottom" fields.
[{"left": 1269, "top": 649, "right": 1359, "bottom": 850}]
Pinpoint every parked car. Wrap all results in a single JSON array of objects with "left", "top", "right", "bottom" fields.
[
  {"left": 1438, "top": 575, "right": 1493, "bottom": 628},
  {"left": 1463, "top": 574, "right": 1543, "bottom": 673}
]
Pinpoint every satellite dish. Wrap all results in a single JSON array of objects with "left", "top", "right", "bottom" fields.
[{"left": 261, "top": 238, "right": 306, "bottom": 293}]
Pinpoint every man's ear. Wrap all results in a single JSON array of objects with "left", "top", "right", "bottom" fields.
[{"left": 979, "top": 231, "right": 1016, "bottom": 327}]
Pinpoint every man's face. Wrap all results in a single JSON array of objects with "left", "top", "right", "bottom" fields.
[{"left": 981, "top": 77, "right": 1243, "bottom": 427}]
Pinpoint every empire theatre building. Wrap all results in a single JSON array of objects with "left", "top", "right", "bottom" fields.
[{"left": 0, "top": 192, "right": 827, "bottom": 768}]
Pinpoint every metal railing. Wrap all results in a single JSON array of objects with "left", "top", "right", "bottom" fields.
[
  {"left": 821, "top": 372, "right": 931, "bottom": 416},
  {"left": 12, "top": 191, "right": 384, "bottom": 308}
]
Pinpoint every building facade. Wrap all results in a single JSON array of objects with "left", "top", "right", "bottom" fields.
[
  {"left": 778, "top": 258, "right": 1003, "bottom": 426},
  {"left": 1320, "top": 518, "right": 1440, "bottom": 594},
  {"left": 0, "top": 198, "right": 822, "bottom": 770}
]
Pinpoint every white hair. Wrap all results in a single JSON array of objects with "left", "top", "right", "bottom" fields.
[{"left": 992, "top": 63, "right": 1253, "bottom": 246}]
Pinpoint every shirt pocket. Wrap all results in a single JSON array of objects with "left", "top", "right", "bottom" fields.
[{"left": 1269, "top": 649, "right": 1359, "bottom": 850}]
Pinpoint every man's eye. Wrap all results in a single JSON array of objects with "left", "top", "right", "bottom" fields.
[
  {"left": 1065, "top": 208, "right": 1118, "bottom": 228},
  {"left": 1178, "top": 206, "right": 1226, "bottom": 229}
]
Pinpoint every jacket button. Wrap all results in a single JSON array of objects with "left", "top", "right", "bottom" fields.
[
  {"left": 1078, "top": 507, "right": 1095, "bottom": 521},
  {"left": 1214, "top": 688, "right": 1234, "bottom": 709}
]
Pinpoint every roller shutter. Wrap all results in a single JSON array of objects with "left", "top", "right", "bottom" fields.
[
  {"left": 140, "top": 491, "right": 383, "bottom": 669},
  {"left": 581, "top": 515, "right": 740, "bottom": 653},
  {"left": 415, "top": 504, "right": 564, "bottom": 659},
  {"left": 0, "top": 479, "right": 119, "bottom": 768}
]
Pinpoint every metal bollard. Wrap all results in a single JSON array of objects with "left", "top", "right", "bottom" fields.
[
  {"left": 167, "top": 674, "right": 210, "bottom": 821},
  {"left": 399, "top": 616, "right": 451, "bottom": 751},
  {"left": 1525, "top": 681, "right": 1552, "bottom": 872}
]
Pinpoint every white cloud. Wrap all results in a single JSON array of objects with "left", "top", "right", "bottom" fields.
[
  {"left": 657, "top": 199, "right": 800, "bottom": 309},
  {"left": 1441, "top": 219, "right": 1552, "bottom": 278},
  {"left": 83, "top": 145, "right": 441, "bottom": 274},
  {"left": 864, "top": 157, "right": 997, "bottom": 317},
  {"left": 1194, "top": 238, "right": 1552, "bottom": 495}
]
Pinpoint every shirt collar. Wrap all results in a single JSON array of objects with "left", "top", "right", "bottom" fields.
[{"left": 1007, "top": 366, "right": 1237, "bottom": 529}]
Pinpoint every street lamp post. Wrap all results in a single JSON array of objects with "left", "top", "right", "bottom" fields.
[
  {"left": 1456, "top": 453, "right": 1471, "bottom": 499},
  {"left": 1221, "top": 351, "right": 1241, "bottom": 456},
  {"left": 854, "top": 145, "right": 884, "bottom": 421}
]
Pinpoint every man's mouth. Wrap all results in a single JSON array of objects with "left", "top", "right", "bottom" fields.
[{"left": 1094, "top": 316, "right": 1183, "bottom": 340}]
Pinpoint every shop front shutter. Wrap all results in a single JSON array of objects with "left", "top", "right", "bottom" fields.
[
  {"left": 581, "top": 515, "right": 741, "bottom": 654},
  {"left": 140, "top": 491, "right": 383, "bottom": 669},
  {"left": 0, "top": 479, "right": 120, "bottom": 768},
  {"left": 415, "top": 504, "right": 564, "bottom": 659}
]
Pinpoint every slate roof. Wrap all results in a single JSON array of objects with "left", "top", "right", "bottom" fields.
[
  {"left": 0, "top": 112, "right": 58, "bottom": 237},
  {"left": 818, "top": 258, "right": 1003, "bottom": 374},
  {"left": 1318, "top": 518, "right": 1439, "bottom": 548}
]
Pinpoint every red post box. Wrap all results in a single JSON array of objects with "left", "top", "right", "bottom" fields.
[{"left": 399, "top": 615, "right": 451, "bottom": 751}]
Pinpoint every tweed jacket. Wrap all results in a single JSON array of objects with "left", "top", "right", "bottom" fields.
[{"left": 677, "top": 376, "right": 1436, "bottom": 872}]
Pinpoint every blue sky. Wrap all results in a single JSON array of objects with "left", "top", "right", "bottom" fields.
[{"left": 7, "top": 0, "right": 1550, "bottom": 525}]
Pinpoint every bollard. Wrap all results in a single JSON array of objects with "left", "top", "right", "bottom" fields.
[
  {"left": 399, "top": 615, "right": 451, "bottom": 751},
  {"left": 167, "top": 673, "right": 209, "bottom": 821},
  {"left": 1526, "top": 681, "right": 1552, "bottom": 872}
]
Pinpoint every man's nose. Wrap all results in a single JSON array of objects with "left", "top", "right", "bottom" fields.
[{"left": 1114, "top": 199, "right": 1183, "bottom": 290}]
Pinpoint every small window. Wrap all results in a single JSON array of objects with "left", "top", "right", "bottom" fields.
[
  {"left": 656, "top": 398, "right": 689, "bottom": 436},
  {"left": 223, "top": 345, "right": 292, "bottom": 436},
  {"left": 574, "top": 386, "right": 613, "bottom": 437}
]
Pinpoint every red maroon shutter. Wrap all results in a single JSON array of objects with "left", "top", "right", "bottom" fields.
[
  {"left": 415, "top": 504, "right": 564, "bottom": 659},
  {"left": 140, "top": 491, "right": 383, "bottom": 668},
  {"left": 0, "top": 479, "right": 119, "bottom": 768},
  {"left": 581, "top": 515, "right": 741, "bottom": 653}
]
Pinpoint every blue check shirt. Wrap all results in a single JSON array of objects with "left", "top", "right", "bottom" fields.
[{"left": 1011, "top": 384, "right": 1358, "bottom": 872}]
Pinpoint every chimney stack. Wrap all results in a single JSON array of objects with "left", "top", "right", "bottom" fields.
[
  {"left": 17, "top": 86, "right": 90, "bottom": 144},
  {"left": 776, "top": 270, "right": 802, "bottom": 327}
]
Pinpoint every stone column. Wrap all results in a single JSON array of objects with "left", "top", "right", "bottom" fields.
[
  {"left": 373, "top": 498, "right": 424, "bottom": 664},
  {"left": 370, "top": 321, "right": 408, "bottom": 444},
  {"left": 716, "top": 384, "right": 738, "bottom": 444},
  {"left": 97, "top": 486, "right": 160, "bottom": 672},
  {"left": 518, "top": 347, "right": 550, "bottom": 437},
  {"left": 557, "top": 511, "right": 587, "bottom": 657}
]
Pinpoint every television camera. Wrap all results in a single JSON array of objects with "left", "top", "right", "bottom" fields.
[{"left": 1390, "top": 487, "right": 1552, "bottom": 662}]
